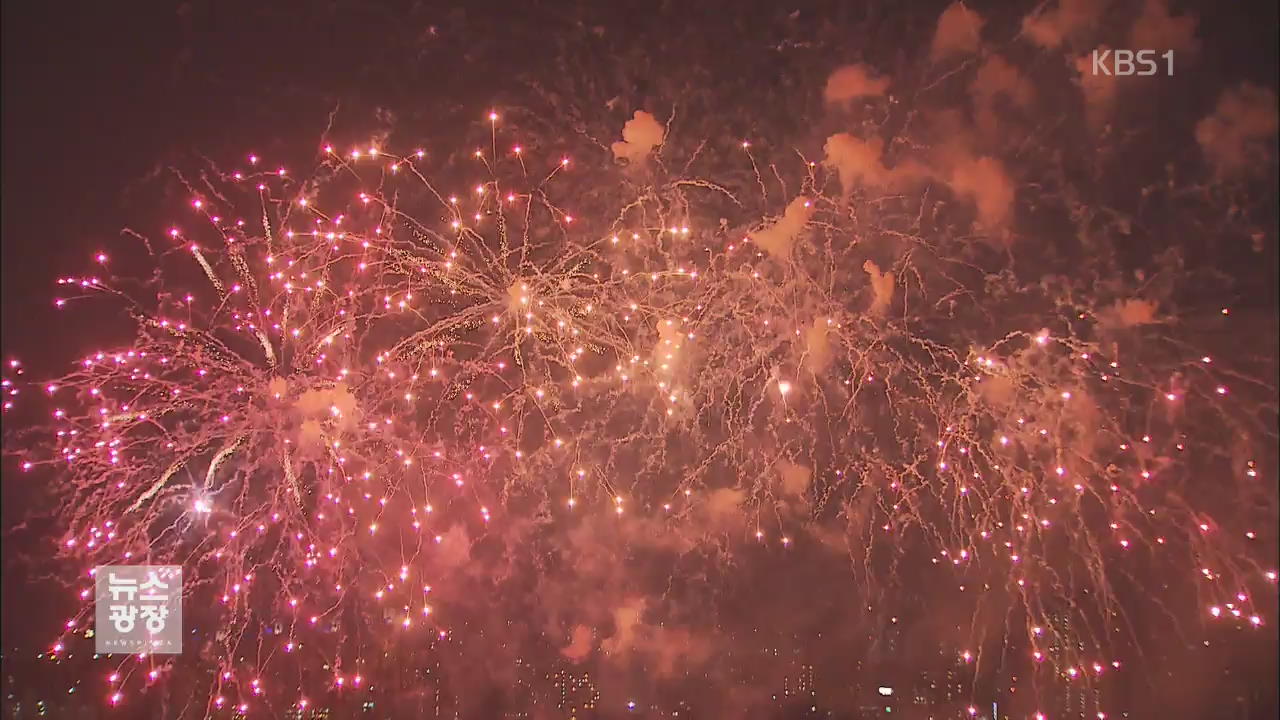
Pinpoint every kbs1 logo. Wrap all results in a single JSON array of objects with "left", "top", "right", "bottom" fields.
[{"left": 1091, "top": 49, "right": 1175, "bottom": 76}]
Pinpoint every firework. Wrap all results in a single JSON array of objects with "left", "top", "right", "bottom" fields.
[{"left": 5, "top": 20, "right": 1278, "bottom": 720}]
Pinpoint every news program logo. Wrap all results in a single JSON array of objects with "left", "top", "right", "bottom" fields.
[{"left": 94, "top": 565, "right": 183, "bottom": 654}]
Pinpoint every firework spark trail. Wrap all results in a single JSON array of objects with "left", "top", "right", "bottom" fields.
[{"left": 2, "top": 95, "right": 1276, "bottom": 717}]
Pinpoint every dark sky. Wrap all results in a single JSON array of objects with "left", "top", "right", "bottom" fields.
[
  {"left": 2, "top": 1, "right": 443, "bottom": 362},
  {"left": 5, "top": 0, "right": 1276, "bottom": 364},
  {"left": 2, "top": 1, "right": 1277, "bottom": 717}
]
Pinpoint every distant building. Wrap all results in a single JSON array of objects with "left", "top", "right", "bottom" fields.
[{"left": 282, "top": 707, "right": 333, "bottom": 720}]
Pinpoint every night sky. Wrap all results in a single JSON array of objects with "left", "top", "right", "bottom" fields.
[{"left": 3, "top": 1, "right": 1278, "bottom": 718}]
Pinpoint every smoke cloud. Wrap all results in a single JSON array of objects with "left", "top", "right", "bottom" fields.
[
  {"left": 1021, "top": 0, "right": 1107, "bottom": 50},
  {"left": 611, "top": 110, "right": 665, "bottom": 163},
  {"left": 750, "top": 196, "right": 813, "bottom": 259},
  {"left": 823, "top": 64, "right": 890, "bottom": 104},
  {"left": 1195, "top": 83, "right": 1279, "bottom": 176},
  {"left": 931, "top": 2, "right": 985, "bottom": 61}
]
